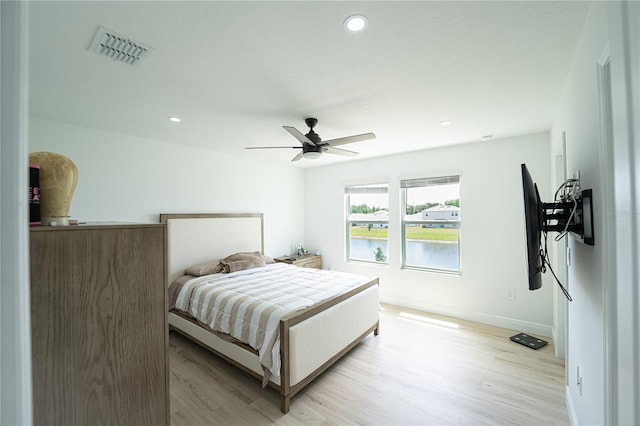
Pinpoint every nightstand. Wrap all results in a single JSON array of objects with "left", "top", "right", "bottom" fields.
[{"left": 275, "top": 254, "right": 322, "bottom": 269}]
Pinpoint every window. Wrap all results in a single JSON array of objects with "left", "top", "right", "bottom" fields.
[
  {"left": 345, "top": 183, "right": 389, "bottom": 263},
  {"left": 401, "top": 175, "right": 461, "bottom": 272}
]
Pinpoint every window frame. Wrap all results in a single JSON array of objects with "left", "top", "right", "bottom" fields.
[
  {"left": 400, "top": 175, "right": 462, "bottom": 274},
  {"left": 344, "top": 182, "right": 389, "bottom": 265}
]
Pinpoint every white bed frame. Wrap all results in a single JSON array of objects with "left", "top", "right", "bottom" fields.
[{"left": 160, "top": 213, "right": 379, "bottom": 413}]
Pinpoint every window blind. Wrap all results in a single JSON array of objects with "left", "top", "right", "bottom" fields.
[
  {"left": 344, "top": 184, "right": 388, "bottom": 194},
  {"left": 400, "top": 175, "right": 459, "bottom": 188}
]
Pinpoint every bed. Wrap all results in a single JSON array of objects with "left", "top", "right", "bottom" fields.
[{"left": 160, "top": 213, "right": 380, "bottom": 413}]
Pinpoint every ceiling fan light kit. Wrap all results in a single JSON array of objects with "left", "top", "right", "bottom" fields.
[
  {"left": 303, "top": 151, "right": 322, "bottom": 160},
  {"left": 246, "top": 117, "right": 375, "bottom": 162}
]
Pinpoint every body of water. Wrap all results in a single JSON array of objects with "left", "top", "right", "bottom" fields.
[{"left": 349, "top": 238, "right": 459, "bottom": 271}]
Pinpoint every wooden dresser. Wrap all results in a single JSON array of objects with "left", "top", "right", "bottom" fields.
[
  {"left": 275, "top": 254, "right": 322, "bottom": 269},
  {"left": 30, "top": 223, "right": 169, "bottom": 426}
]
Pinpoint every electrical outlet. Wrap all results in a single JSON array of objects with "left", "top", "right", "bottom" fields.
[{"left": 506, "top": 288, "right": 515, "bottom": 300}]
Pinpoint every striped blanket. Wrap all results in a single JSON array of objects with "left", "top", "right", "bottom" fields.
[{"left": 172, "top": 263, "right": 370, "bottom": 379}]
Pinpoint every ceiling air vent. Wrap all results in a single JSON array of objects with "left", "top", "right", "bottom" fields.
[{"left": 88, "top": 26, "right": 152, "bottom": 65}]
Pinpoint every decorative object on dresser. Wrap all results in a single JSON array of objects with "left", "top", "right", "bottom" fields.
[
  {"left": 160, "top": 213, "right": 379, "bottom": 414},
  {"left": 275, "top": 254, "right": 322, "bottom": 269},
  {"left": 30, "top": 223, "right": 169, "bottom": 426},
  {"left": 29, "top": 164, "right": 41, "bottom": 225},
  {"left": 28, "top": 151, "right": 78, "bottom": 226}
]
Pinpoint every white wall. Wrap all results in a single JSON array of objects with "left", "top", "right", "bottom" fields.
[
  {"left": 305, "top": 133, "right": 555, "bottom": 335},
  {"left": 554, "top": 2, "right": 640, "bottom": 425},
  {"left": 1, "top": 1, "right": 33, "bottom": 424},
  {"left": 550, "top": 2, "right": 608, "bottom": 424},
  {"left": 608, "top": 2, "right": 640, "bottom": 424},
  {"left": 29, "top": 117, "right": 306, "bottom": 258}
]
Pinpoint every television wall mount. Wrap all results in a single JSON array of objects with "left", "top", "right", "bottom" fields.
[{"left": 540, "top": 188, "right": 594, "bottom": 245}]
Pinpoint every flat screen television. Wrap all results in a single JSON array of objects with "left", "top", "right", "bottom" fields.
[
  {"left": 520, "top": 163, "right": 595, "bottom": 301},
  {"left": 521, "top": 163, "right": 543, "bottom": 291}
]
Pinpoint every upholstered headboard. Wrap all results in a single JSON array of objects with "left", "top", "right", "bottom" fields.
[{"left": 159, "top": 213, "right": 264, "bottom": 285}]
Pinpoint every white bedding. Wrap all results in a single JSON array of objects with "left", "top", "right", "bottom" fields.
[{"left": 173, "top": 263, "right": 371, "bottom": 378}]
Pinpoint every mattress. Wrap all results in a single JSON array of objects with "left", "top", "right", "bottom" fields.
[{"left": 171, "top": 263, "right": 371, "bottom": 378}]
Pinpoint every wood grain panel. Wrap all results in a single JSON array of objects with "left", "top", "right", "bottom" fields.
[
  {"left": 274, "top": 254, "right": 322, "bottom": 269},
  {"left": 30, "top": 224, "right": 168, "bottom": 426}
]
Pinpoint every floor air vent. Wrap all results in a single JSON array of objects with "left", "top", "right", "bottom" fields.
[{"left": 88, "top": 26, "right": 153, "bottom": 65}]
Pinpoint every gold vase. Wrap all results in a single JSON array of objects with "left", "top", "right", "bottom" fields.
[{"left": 28, "top": 152, "right": 78, "bottom": 226}]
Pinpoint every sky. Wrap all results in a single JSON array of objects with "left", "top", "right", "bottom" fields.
[
  {"left": 406, "top": 183, "right": 460, "bottom": 205},
  {"left": 350, "top": 183, "right": 460, "bottom": 208}
]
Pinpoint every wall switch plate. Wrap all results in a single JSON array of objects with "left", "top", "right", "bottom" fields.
[{"left": 573, "top": 169, "right": 581, "bottom": 188}]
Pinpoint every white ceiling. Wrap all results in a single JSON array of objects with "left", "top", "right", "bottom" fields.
[{"left": 28, "top": 1, "right": 589, "bottom": 168}]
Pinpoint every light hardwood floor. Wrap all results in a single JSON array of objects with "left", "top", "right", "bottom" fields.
[{"left": 170, "top": 304, "right": 569, "bottom": 425}]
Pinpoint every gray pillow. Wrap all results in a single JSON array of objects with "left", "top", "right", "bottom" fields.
[{"left": 184, "top": 260, "right": 223, "bottom": 276}]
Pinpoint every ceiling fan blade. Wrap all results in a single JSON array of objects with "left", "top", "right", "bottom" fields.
[
  {"left": 245, "top": 146, "right": 301, "bottom": 150},
  {"left": 323, "top": 132, "right": 376, "bottom": 147},
  {"left": 291, "top": 151, "right": 304, "bottom": 162},
  {"left": 324, "top": 146, "right": 358, "bottom": 157},
  {"left": 283, "top": 126, "right": 315, "bottom": 145}
]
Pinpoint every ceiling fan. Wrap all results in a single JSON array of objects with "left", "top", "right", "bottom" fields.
[{"left": 246, "top": 118, "right": 376, "bottom": 162}]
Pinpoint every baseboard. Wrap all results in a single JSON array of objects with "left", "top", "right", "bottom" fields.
[
  {"left": 566, "top": 385, "right": 579, "bottom": 425},
  {"left": 380, "top": 297, "right": 553, "bottom": 337}
]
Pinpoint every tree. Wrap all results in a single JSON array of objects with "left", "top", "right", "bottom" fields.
[
  {"left": 374, "top": 247, "right": 387, "bottom": 262},
  {"left": 406, "top": 202, "right": 439, "bottom": 215},
  {"left": 350, "top": 204, "right": 382, "bottom": 214},
  {"left": 367, "top": 223, "right": 373, "bottom": 231}
]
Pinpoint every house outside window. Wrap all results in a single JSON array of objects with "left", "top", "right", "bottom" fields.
[
  {"left": 401, "top": 175, "right": 461, "bottom": 272},
  {"left": 345, "top": 183, "right": 389, "bottom": 264}
]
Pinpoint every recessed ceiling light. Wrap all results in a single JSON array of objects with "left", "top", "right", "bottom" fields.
[
  {"left": 439, "top": 120, "right": 452, "bottom": 126},
  {"left": 344, "top": 15, "right": 368, "bottom": 33},
  {"left": 168, "top": 116, "right": 181, "bottom": 123},
  {"left": 481, "top": 134, "right": 493, "bottom": 141}
]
